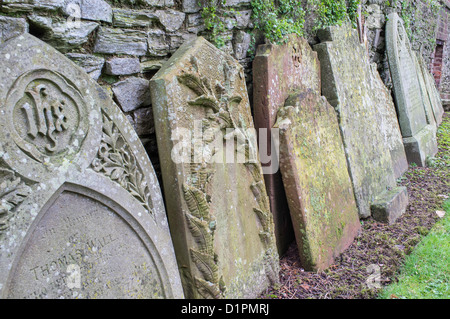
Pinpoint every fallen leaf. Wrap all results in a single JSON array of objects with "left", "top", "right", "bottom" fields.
[
  {"left": 390, "top": 294, "right": 399, "bottom": 299},
  {"left": 436, "top": 211, "right": 446, "bottom": 218}
]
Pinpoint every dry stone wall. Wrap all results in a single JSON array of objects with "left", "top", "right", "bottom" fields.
[{"left": 0, "top": 0, "right": 255, "bottom": 184}]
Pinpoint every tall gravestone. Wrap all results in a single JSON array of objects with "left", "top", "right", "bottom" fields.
[
  {"left": 150, "top": 36, "right": 279, "bottom": 299},
  {"left": 274, "top": 90, "right": 360, "bottom": 271},
  {"left": 252, "top": 35, "right": 321, "bottom": 254},
  {"left": 314, "top": 23, "right": 408, "bottom": 223},
  {"left": 0, "top": 34, "right": 183, "bottom": 299},
  {"left": 386, "top": 13, "right": 438, "bottom": 167}
]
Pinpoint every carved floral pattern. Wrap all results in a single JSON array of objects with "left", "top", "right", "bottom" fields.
[{"left": 91, "top": 113, "right": 153, "bottom": 216}]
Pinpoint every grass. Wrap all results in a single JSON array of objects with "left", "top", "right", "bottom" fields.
[{"left": 379, "top": 199, "right": 450, "bottom": 299}]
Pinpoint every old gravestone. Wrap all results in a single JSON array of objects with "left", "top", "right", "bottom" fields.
[
  {"left": 252, "top": 35, "right": 321, "bottom": 254},
  {"left": 314, "top": 23, "right": 408, "bottom": 223},
  {"left": 415, "top": 52, "right": 445, "bottom": 127},
  {"left": 253, "top": 35, "right": 360, "bottom": 270},
  {"left": 386, "top": 12, "right": 438, "bottom": 166},
  {"left": 0, "top": 34, "right": 183, "bottom": 299},
  {"left": 274, "top": 90, "right": 361, "bottom": 271},
  {"left": 150, "top": 36, "right": 279, "bottom": 299}
]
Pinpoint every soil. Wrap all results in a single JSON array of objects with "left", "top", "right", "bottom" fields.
[{"left": 261, "top": 112, "right": 450, "bottom": 299}]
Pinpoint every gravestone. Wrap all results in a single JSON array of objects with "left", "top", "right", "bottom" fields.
[
  {"left": 314, "top": 23, "right": 408, "bottom": 222},
  {"left": 252, "top": 35, "right": 321, "bottom": 254},
  {"left": 0, "top": 34, "right": 183, "bottom": 299},
  {"left": 150, "top": 36, "right": 279, "bottom": 299},
  {"left": 274, "top": 90, "right": 360, "bottom": 271},
  {"left": 415, "top": 52, "right": 445, "bottom": 127},
  {"left": 386, "top": 13, "right": 438, "bottom": 166}
]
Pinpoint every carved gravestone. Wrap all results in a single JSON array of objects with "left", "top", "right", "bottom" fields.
[
  {"left": 386, "top": 13, "right": 438, "bottom": 166},
  {"left": 314, "top": 23, "right": 408, "bottom": 223},
  {"left": 0, "top": 34, "right": 183, "bottom": 299},
  {"left": 274, "top": 90, "right": 360, "bottom": 271},
  {"left": 150, "top": 36, "right": 279, "bottom": 299},
  {"left": 252, "top": 35, "right": 321, "bottom": 255}
]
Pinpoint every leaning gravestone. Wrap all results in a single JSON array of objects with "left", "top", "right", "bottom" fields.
[
  {"left": 274, "top": 90, "right": 360, "bottom": 271},
  {"left": 415, "top": 52, "right": 445, "bottom": 127},
  {"left": 386, "top": 13, "right": 438, "bottom": 166},
  {"left": 314, "top": 23, "right": 408, "bottom": 223},
  {"left": 0, "top": 34, "right": 183, "bottom": 299},
  {"left": 150, "top": 36, "right": 279, "bottom": 299},
  {"left": 252, "top": 35, "right": 321, "bottom": 255}
]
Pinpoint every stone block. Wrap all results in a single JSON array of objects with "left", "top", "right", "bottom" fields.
[
  {"left": 28, "top": 15, "right": 99, "bottom": 53},
  {"left": 252, "top": 35, "right": 321, "bottom": 254},
  {"left": 66, "top": 53, "right": 105, "bottom": 81},
  {"left": 314, "top": 23, "right": 407, "bottom": 219},
  {"left": 65, "top": 0, "right": 112, "bottom": 23},
  {"left": 105, "top": 57, "right": 142, "bottom": 76},
  {"left": 275, "top": 91, "right": 360, "bottom": 271},
  {"left": 112, "top": 8, "right": 157, "bottom": 28},
  {"left": 0, "top": 16, "right": 28, "bottom": 44},
  {"left": 94, "top": 27, "right": 148, "bottom": 56}
]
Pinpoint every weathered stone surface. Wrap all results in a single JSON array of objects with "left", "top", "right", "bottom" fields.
[
  {"left": 150, "top": 36, "right": 279, "bottom": 299},
  {"left": 1, "top": 0, "right": 64, "bottom": 13},
  {"left": 0, "top": 16, "right": 28, "bottom": 44},
  {"left": 274, "top": 91, "right": 360, "bottom": 271},
  {"left": 28, "top": 15, "right": 98, "bottom": 53},
  {"left": 416, "top": 52, "right": 445, "bottom": 127},
  {"left": 386, "top": 13, "right": 438, "bottom": 166},
  {"left": 105, "top": 57, "right": 141, "bottom": 76},
  {"left": 94, "top": 27, "right": 148, "bottom": 56},
  {"left": 66, "top": 53, "right": 105, "bottom": 81},
  {"left": 112, "top": 8, "right": 157, "bottom": 28},
  {"left": 232, "top": 30, "right": 251, "bottom": 60},
  {"left": 252, "top": 35, "right": 320, "bottom": 254},
  {"left": 314, "top": 23, "right": 408, "bottom": 221},
  {"left": 133, "top": 107, "right": 155, "bottom": 136},
  {"left": 368, "top": 62, "right": 409, "bottom": 179},
  {"left": 182, "top": 0, "right": 201, "bottom": 13},
  {"left": 371, "top": 187, "right": 409, "bottom": 225},
  {"left": 141, "top": 58, "right": 167, "bottom": 72},
  {"left": 0, "top": 33, "right": 183, "bottom": 299},
  {"left": 155, "top": 9, "right": 186, "bottom": 32},
  {"left": 112, "top": 77, "right": 152, "bottom": 112},
  {"left": 64, "top": 0, "right": 113, "bottom": 23},
  {"left": 141, "top": 0, "right": 174, "bottom": 7},
  {"left": 147, "top": 28, "right": 170, "bottom": 57}
]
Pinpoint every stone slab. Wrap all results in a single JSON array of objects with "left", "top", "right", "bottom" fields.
[
  {"left": 112, "top": 77, "right": 152, "bottom": 112},
  {"left": 274, "top": 91, "right": 360, "bottom": 271},
  {"left": 105, "top": 57, "right": 142, "bottom": 76},
  {"left": 314, "top": 23, "right": 408, "bottom": 221},
  {"left": 416, "top": 52, "right": 445, "bottom": 127},
  {"left": 150, "top": 36, "right": 279, "bottom": 299},
  {"left": 0, "top": 34, "right": 183, "bottom": 299},
  {"left": 368, "top": 62, "right": 409, "bottom": 179},
  {"left": 371, "top": 187, "right": 409, "bottom": 225},
  {"left": 94, "top": 27, "right": 148, "bottom": 56},
  {"left": 252, "top": 35, "right": 320, "bottom": 254},
  {"left": 386, "top": 13, "right": 438, "bottom": 166}
]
